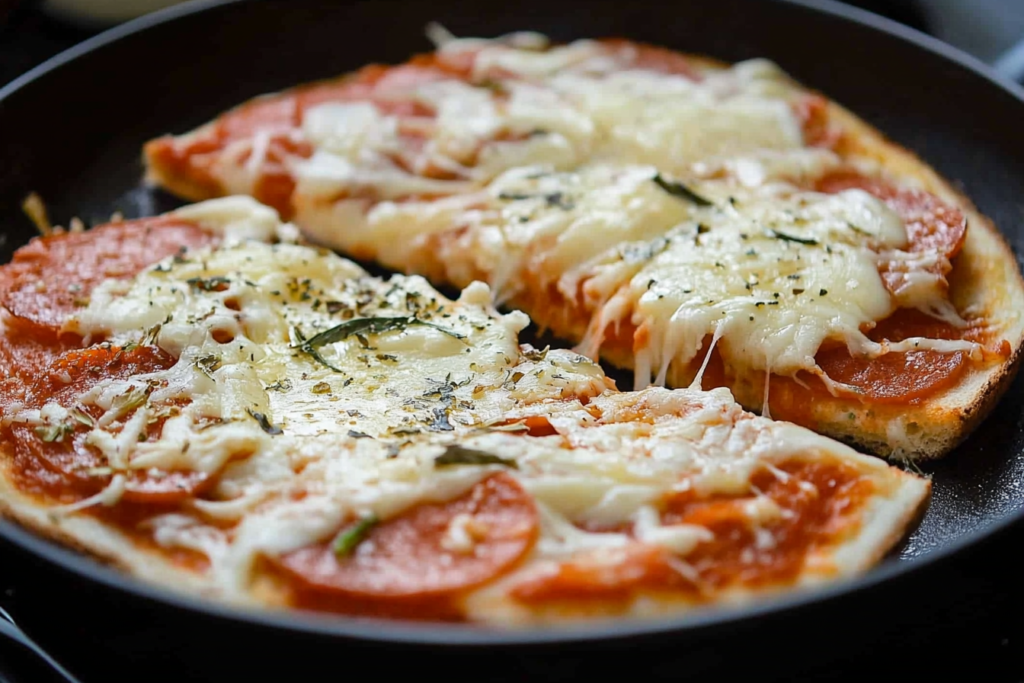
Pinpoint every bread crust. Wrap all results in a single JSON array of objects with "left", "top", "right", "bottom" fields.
[{"left": 0, "top": 461, "right": 225, "bottom": 601}]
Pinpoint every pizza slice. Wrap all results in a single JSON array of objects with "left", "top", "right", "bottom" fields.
[
  {"left": 143, "top": 30, "right": 1024, "bottom": 460},
  {"left": 0, "top": 198, "right": 928, "bottom": 624}
]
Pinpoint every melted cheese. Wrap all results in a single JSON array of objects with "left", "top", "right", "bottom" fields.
[
  {"left": 155, "top": 31, "right": 974, "bottom": 401},
  {"left": 287, "top": 38, "right": 807, "bottom": 207},
  {"left": 165, "top": 32, "right": 970, "bottom": 396},
  {"left": 39, "top": 198, "right": 909, "bottom": 605},
  {"left": 296, "top": 157, "right": 977, "bottom": 394}
]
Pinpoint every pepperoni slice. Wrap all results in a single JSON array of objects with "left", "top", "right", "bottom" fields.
[
  {"left": 0, "top": 328, "right": 77, "bottom": 408},
  {"left": 296, "top": 63, "right": 451, "bottom": 116},
  {"left": 146, "top": 61, "right": 451, "bottom": 218},
  {"left": 815, "top": 171, "right": 967, "bottom": 297},
  {"left": 812, "top": 308, "right": 968, "bottom": 404},
  {"left": 0, "top": 218, "right": 214, "bottom": 338},
  {"left": 795, "top": 172, "right": 974, "bottom": 404},
  {"left": 2, "top": 344, "right": 211, "bottom": 503},
  {"left": 275, "top": 473, "right": 537, "bottom": 612}
]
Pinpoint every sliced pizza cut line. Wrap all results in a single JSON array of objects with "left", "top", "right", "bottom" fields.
[{"left": 0, "top": 199, "right": 928, "bottom": 625}]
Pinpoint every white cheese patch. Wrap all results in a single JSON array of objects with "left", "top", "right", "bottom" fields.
[{"left": 285, "top": 38, "right": 808, "bottom": 214}]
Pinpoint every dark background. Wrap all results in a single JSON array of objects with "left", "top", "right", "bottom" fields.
[{"left": 0, "top": 1, "right": 1022, "bottom": 681}]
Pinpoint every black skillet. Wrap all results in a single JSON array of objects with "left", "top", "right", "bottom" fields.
[{"left": 1, "top": 0, "right": 1024, "bottom": 681}]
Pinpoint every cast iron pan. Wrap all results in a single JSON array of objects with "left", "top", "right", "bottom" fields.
[{"left": 1, "top": 0, "right": 1024, "bottom": 679}]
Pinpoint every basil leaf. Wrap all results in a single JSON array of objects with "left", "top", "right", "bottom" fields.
[
  {"left": 332, "top": 514, "right": 379, "bottom": 557},
  {"left": 34, "top": 423, "right": 73, "bottom": 443},
  {"left": 297, "top": 316, "right": 465, "bottom": 349},
  {"left": 652, "top": 174, "right": 713, "bottom": 206},
  {"left": 246, "top": 408, "right": 283, "bottom": 435},
  {"left": 292, "top": 317, "right": 464, "bottom": 373},
  {"left": 195, "top": 354, "right": 222, "bottom": 378},
  {"left": 770, "top": 229, "right": 819, "bottom": 246},
  {"left": 434, "top": 445, "right": 518, "bottom": 469}
]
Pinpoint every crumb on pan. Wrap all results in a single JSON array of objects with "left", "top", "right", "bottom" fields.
[{"left": 22, "top": 192, "right": 51, "bottom": 236}]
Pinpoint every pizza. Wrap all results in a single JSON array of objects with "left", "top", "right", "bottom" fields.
[
  {"left": 144, "top": 29, "right": 1024, "bottom": 460},
  {"left": 0, "top": 197, "right": 929, "bottom": 625}
]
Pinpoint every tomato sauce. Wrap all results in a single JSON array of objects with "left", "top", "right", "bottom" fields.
[
  {"left": 89, "top": 502, "right": 212, "bottom": 572},
  {"left": 155, "top": 40, "right": 857, "bottom": 225},
  {"left": 144, "top": 56, "right": 459, "bottom": 218},
  {"left": 511, "top": 458, "right": 873, "bottom": 604},
  {"left": 598, "top": 39, "right": 702, "bottom": 78},
  {"left": 146, "top": 37, "right": 840, "bottom": 228}
]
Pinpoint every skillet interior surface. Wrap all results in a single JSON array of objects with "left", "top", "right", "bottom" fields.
[{"left": 1, "top": 0, "right": 1023, "bottom": 645}]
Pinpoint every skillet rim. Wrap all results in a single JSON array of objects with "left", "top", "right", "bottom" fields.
[{"left": 0, "top": 0, "right": 1023, "bottom": 647}]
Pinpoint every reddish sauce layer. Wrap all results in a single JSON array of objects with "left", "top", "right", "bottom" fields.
[{"left": 511, "top": 458, "right": 873, "bottom": 604}]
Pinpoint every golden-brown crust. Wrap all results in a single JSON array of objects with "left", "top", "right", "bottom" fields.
[
  {"left": 142, "top": 159, "right": 221, "bottom": 206},
  {"left": 0, "top": 462, "right": 223, "bottom": 600}
]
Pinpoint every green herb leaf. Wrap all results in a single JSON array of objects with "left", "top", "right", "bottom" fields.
[
  {"left": 186, "top": 276, "right": 231, "bottom": 292},
  {"left": 477, "top": 421, "right": 530, "bottom": 433},
  {"left": 332, "top": 514, "right": 379, "bottom": 557},
  {"left": 298, "top": 316, "right": 465, "bottom": 349},
  {"left": 266, "top": 378, "right": 294, "bottom": 392},
  {"left": 497, "top": 191, "right": 533, "bottom": 201},
  {"left": 434, "top": 445, "right": 518, "bottom": 469},
  {"left": 522, "top": 345, "right": 549, "bottom": 362},
  {"left": 292, "top": 327, "right": 345, "bottom": 373},
  {"left": 246, "top": 408, "right": 283, "bottom": 435},
  {"left": 142, "top": 323, "right": 163, "bottom": 346},
  {"left": 69, "top": 407, "right": 95, "bottom": 428},
  {"left": 34, "top": 423, "right": 74, "bottom": 443},
  {"left": 652, "top": 174, "right": 713, "bottom": 206},
  {"left": 106, "top": 386, "right": 151, "bottom": 424},
  {"left": 770, "top": 229, "right": 819, "bottom": 246},
  {"left": 846, "top": 221, "right": 872, "bottom": 236},
  {"left": 293, "top": 317, "right": 464, "bottom": 372},
  {"left": 429, "top": 407, "right": 454, "bottom": 432},
  {"left": 195, "top": 354, "right": 222, "bottom": 379}
]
